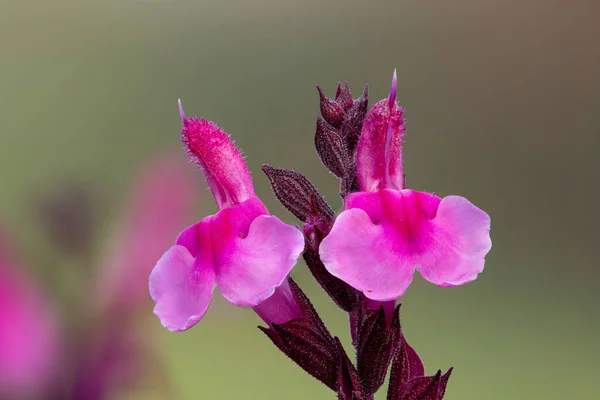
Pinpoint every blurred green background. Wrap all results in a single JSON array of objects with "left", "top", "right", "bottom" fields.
[{"left": 1, "top": 0, "right": 598, "bottom": 398}]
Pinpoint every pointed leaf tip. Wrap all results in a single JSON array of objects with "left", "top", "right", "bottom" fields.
[
  {"left": 178, "top": 98, "right": 187, "bottom": 123},
  {"left": 335, "top": 82, "right": 343, "bottom": 99},
  {"left": 389, "top": 69, "right": 397, "bottom": 108}
]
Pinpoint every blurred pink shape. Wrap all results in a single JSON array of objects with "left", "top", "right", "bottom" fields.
[
  {"left": 1, "top": 154, "right": 200, "bottom": 399},
  {"left": 75, "top": 154, "right": 201, "bottom": 399},
  {"left": 96, "top": 154, "right": 200, "bottom": 314},
  {"left": 0, "top": 230, "right": 61, "bottom": 398}
]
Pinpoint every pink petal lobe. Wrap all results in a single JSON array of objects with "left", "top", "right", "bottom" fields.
[
  {"left": 319, "top": 206, "right": 415, "bottom": 301},
  {"left": 216, "top": 214, "right": 305, "bottom": 307},
  {"left": 149, "top": 220, "right": 216, "bottom": 332},
  {"left": 416, "top": 195, "right": 491, "bottom": 287},
  {"left": 320, "top": 189, "right": 491, "bottom": 300}
]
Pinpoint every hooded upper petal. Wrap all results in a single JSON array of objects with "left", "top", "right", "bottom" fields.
[
  {"left": 179, "top": 102, "right": 254, "bottom": 209},
  {"left": 319, "top": 189, "right": 491, "bottom": 300},
  {"left": 356, "top": 70, "right": 406, "bottom": 192}
]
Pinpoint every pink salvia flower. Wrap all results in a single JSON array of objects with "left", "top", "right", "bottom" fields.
[
  {"left": 0, "top": 229, "right": 61, "bottom": 398},
  {"left": 149, "top": 101, "right": 305, "bottom": 331},
  {"left": 320, "top": 71, "right": 492, "bottom": 302}
]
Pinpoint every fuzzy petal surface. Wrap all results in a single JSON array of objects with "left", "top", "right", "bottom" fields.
[
  {"left": 180, "top": 115, "right": 254, "bottom": 209},
  {"left": 320, "top": 189, "right": 491, "bottom": 300}
]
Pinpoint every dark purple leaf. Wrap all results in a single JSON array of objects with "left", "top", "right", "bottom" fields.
[
  {"left": 387, "top": 330, "right": 426, "bottom": 400},
  {"left": 336, "top": 338, "right": 365, "bottom": 400},
  {"left": 438, "top": 368, "right": 453, "bottom": 399},
  {"left": 287, "top": 278, "right": 333, "bottom": 340},
  {"left": 262, "top": 318, "right": 339, "bottom": 391},
  {"left": 259, "top": 279, "right": 340, "bottom": 392},
  {"left": 262, "top": 165, "right": 333, "bottom": 223},
  {"left": 357, "top": 306, "right": 397, "bottom": 395}
]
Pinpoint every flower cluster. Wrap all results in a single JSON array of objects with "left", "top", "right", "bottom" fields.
[{"left": 150, "top": 71, "right": 492, "bottom": 399}]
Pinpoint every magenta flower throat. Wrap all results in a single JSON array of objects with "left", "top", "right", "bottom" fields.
[{"left": 149, "top": 71, "right": 492, "bottom": 399}]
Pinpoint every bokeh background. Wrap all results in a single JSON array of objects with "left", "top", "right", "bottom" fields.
[{"left": 1, "top": 0, "right": 598, "bottom": 399}]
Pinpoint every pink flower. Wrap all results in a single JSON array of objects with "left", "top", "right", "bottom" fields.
[
  {"left": 0, "top": 229, "right": 61, "bottom": 398},
  {"left": 320, "top": 71, "right": 492, "bottom": 302},
  {"left": 149, "top": 101, "right": 305, "bottom": 332}
]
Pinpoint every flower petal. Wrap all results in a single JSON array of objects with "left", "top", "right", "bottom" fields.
[
  {"left": 149, "top": 240, "right": 216, "bottom": 332},
  {"left": 216, "top": 215, "right": 305, "bottom": 307},
  {"left": 319, "top": 207, "right": 415, "bottom": 301},
  {"left": 175, "top": 221, "right": 202, "bottom": 257},
  {"left": 416, "top": 195, "right": 491, "bottom": 287}
]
